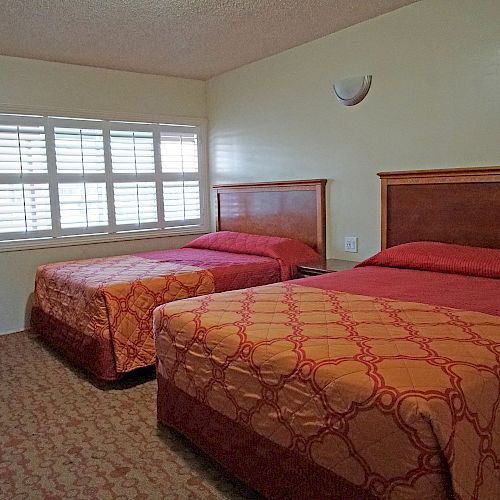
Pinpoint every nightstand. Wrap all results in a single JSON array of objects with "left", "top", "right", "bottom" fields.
[{"left": 296, "top": 259, "right": 357, "bottom": 278}]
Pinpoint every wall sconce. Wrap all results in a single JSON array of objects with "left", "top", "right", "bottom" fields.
[{"left": 333, "top": 75, "right": 372, "bottom": 106}]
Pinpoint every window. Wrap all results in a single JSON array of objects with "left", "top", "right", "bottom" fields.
[{"left": 0, "top": 114, "right": 206, "bottom": 247}]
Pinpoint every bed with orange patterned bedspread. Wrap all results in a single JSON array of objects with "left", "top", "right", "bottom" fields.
[
  {"left": 154, "top": 242, "right": 500, "bottom": 499},
  {"left": 31, "top": 231, "right": 320, "bottom": 380}
]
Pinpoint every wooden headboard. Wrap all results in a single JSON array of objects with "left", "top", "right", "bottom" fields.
[
  {"left": 213, "top": 179, "right": 327, "bottom": 257},
  {"left": 379, "top": 167, "right": 500, "bottom": 250}
]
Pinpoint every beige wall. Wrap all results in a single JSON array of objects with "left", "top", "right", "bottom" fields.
[
  {"left": 0, "top": 55, "right": 206, "bottom": 119},
  {"left": 207, "top": 0, "right": 500, "bottom": 261},
  {"left": 0, "top": 56, "right": 207, "bottom": 334}
]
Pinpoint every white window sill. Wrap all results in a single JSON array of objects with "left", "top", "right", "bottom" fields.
[{"left": 0, "top": 226, "right": 209, "bottom": 253}]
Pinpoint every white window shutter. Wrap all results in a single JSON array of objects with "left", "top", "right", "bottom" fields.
[
  {"left": 160, "top": 131, "right": 198, "bottom": 174},
  {"left": 0, "top": 124, "right": 47, "bottom": 174},
  {"left": 0, "top": 115, "right": 206, "bottom": 245},
  {"left": 163, "top": 180, "right": 201, "bottom": 222},
  {"left": 58, "top": 182, "right": 108, "bottom": 229},
  {"left": 110, "top": 130, "right": 155, "bottom": 174},
  {"left": 0, "top": 122, "right": 52, "bottom": 237},
  {"left": 54, "top": 127, "right": 105, "bottom": 174},
  {"left": 160, "top": 126, "right": 201, "bottom": 225},
  {"left": 114, "top": 182, "right": 157, "bottom": 226}
]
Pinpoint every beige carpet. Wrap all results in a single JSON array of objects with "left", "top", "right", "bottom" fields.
[{"left": 0, "top": 331, "right": 259, "bottom": 499}]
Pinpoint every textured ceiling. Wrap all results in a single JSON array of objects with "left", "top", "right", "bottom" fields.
[{"left": 0, "top": 0, "right": 418, "bottom": 80}]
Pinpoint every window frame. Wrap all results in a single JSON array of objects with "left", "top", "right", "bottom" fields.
[{"left": 0, "top": 108, "right": 209, "bottom": 253}]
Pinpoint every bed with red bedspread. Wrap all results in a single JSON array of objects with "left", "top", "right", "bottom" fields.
[
  {"left": 31, "top": 231, "right": 320, "bottom": 380},
  {"left": 154, "top": 242, "right": 500, "bottom": 499}
]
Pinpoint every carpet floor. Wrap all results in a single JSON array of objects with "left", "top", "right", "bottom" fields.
[{"left": 0, "top": 331, "right": 259, "bottom": 500}]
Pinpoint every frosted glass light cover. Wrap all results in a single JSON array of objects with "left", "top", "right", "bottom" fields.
[{"left": 333, "top": 75, "right": 372, "bottom": 106}]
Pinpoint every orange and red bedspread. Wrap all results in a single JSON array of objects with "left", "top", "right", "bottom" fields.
[
  {"left": 34, "top": 255, "right": 215, "bottom": 376},
  {"left": 154, "top": 242, "right": 500, "bottom": 499},
  {"left": 32, "top": 232, "right": 321, "bottom": 380}
]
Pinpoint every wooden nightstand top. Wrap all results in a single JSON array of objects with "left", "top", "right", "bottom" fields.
[{"left": 296, "top": 258, "right": 357, "bottom": 277}]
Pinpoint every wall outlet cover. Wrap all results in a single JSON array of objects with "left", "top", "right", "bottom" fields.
[{"left": 344, "top": 236, "right": 358, "bottom": 253}]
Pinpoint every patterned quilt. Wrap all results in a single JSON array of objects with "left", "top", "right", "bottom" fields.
[
  {"left": 154, "top": 282, "right": 500, "bottom": 499},
  {"left": 33, "top": 232, "right": 321, "bottom": 378},
  {"left": 34, "top": 255, "right": 215, "bottom": 374}
]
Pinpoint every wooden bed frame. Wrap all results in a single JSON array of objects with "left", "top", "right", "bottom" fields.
[
  {"left": 379, "top": 166, "right": 500, "bottom": 250},
  {"left": 214, "top": 179, "right": 327, "bottom": 257}
]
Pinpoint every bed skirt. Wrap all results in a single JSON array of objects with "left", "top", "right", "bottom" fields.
[
  {"left": 157, "top": 373, "right": 375, "bottom": 500},
  {"left": 31, "top": 306, "right": 121, "bottom": 381}
]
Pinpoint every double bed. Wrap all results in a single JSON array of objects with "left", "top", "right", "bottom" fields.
[
  {"left": 31, "top": 179, "right": 326, "bottom": 380},
  {"left": 154, "top": 167, "right": 500, "bottom": 499}
]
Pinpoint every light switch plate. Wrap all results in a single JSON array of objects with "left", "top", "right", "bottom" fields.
[{"left": 344, "top": 236, "right": 358, "bottom": 253}]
